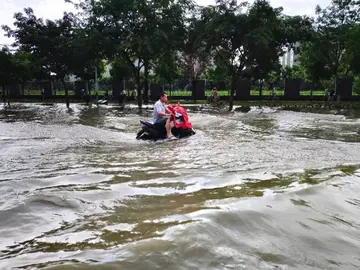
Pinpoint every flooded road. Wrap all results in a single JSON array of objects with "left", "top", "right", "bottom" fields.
[{"left": 1, "top": 103, "right": 360, "bottom": 269}]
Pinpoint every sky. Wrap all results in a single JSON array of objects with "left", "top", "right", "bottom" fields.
[{"left": 0, "top": 0, "right": 331, "bottom": 46}]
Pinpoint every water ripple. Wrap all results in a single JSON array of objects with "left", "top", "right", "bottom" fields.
[{"left": 1, "top": 103, "right": 360, "bottom": 269}]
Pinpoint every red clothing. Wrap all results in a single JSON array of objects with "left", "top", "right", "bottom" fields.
[{"left": 167, "top": 104, "right": 192, "bottom": 129}]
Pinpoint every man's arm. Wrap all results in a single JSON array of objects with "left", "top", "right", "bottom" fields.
[
  {"left": 165, "top": 107, "right": 171, "bottom": 114},
  {"left": 155, "top": 103, "right": 171, "bottom": 117},
  {"left": 158, "top": 111, "right": 169, "bottom": 117}
]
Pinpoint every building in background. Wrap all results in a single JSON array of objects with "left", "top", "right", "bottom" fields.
[{"left": 279, "top": 42, "right": 300, "bottom": 68}]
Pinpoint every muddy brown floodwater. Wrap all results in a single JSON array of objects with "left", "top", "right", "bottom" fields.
[{"left": 1, "top": 103, "right": 360, "bottom": 270}]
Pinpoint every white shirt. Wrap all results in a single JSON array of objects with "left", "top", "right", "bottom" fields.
[{"left": 153, "top": 100, "right": 167, "bottom": 123}]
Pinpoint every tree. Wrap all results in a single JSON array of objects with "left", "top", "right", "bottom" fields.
[
  {"left": 344, "top": 23, "right": 360, "bottom": 76},
  {"left": 279, "top": 15, "right": 314, "bottom": 48},
  {"left": 313, "top": 0, "right": 360, "bottom": 91},
  {"left": 204, "top": 0, "right": 288, "bottom": 110},
  {"left": 179, "top": 10, "right": 212, "bottom": 87},
  {"left": 298, "top": 36, "right": 330, "bottom": 94},
  {"left": 68, "top": 28, "right": 105, "bottom": 92},
  {"left": 296, "top": 0, "right": 360, "bottom": 95},
  {"left": 203, "top": 54, "right": 231, "bottom": 89},
  {"left": 66, "top": 1, "right": 108, "bottom": 92},
  {"left": 110, "top": 57, "right": 134, "bottom": 82},
  {"left": 247, "top": 61, "right": 281, "bottom": 96},
  {"left": 2, "top": 8, "right": 76, "bottom": 108},
  {"left": 152, "top": 52, "right": 182, "bottom": 85},
  {"left": 266, "top": 69, "right": 282, "bottom": 89},
  {"left": 11, "top": 50, "right": 35, "bottom": 94},
  {"left": 0, "top": 48, "right": 15, "bottom": 105},
  {"left": 248, "top": 11, "right": 312, "bottom": 96},
  {"left": 84, "top": 0, "right": 191, "bottom": 109}
]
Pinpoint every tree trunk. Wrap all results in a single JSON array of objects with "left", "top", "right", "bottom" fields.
[
  {"left": 135, "top": 77, "right": 142, "bottom": 111},
  {"left": 84, "top": 80, "right": 90, "bottom": 105},
  {"left": 6, "top": 88, "right": 10, "bottom": 106},
  {"left": 53, "top": 80, "right": 56, "bottom": 96},
  {"left": 334, "top": 76, "right": 338, "bottom": 100},
  {"left": 94, "top": 65, "right": 99, "bottom": 92},
  {"left": 143, "top": 60, "right": 149, "bottom": 105},
  {"left": 21, "top": 82, "right": 25, "bottom": 96},
  {"left": 85, "top": 80, "right": 89, "bottom": 94},
  {"left": 192, "top": 79, "right": 196, "bottom": 104},
  {"left": 229, "top": 74, "right": 236, "bottom": 111},
  {"left": 2, "top": 85, "right": 6, "bottom": 104},
  {"left": 61, "top": 79, "right": 69, "bottom": 108},
  {"left": 259, "top": 80, "right": 263, "bottom": 98}
]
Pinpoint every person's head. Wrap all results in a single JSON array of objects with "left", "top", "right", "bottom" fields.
[
  {"left": 160, "top": 93, "right": 168, "bottom": 103},
  {"left": 212, "top": 87, "right": 218, "bottom": 94}
]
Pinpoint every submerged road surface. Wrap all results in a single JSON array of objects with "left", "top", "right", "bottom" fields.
[{"left": 1, "top": 103, "right": 360, "bottom": 269}]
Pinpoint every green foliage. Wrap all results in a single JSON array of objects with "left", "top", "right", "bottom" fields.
[
  {"left": 2, "top": 8, "right": 78, "bottom": 107},
  {"left": 202, "top": 54, "right": 230, "bottom": 87},
  {"left": 0, "top": 48, "right": 15, "bottom": 86},
  {"left": 202, "top": 0, "right": 312, "bottom": 110},
  {"left": 180, "top": 9, "right": 211, "bottom": 81},
  {"left": 3, "top": 9, "right": 76, "bottom": 81},
  {"left": 298, "top": 35, "right": 331, "bottom": 83},
  {"left": 152, "top": 52, "right": 182, "bottom": 84},
  {"left": 68, "top": 29, "right": 105, "bottom": 82},
  {"left": 353, "top": 76, "right": 360, "bottom": 95},
  {"left": 298, "top": 0, "right": 360, "bottom": 90},
  {"left": 345, "top": 24, "right": 360, "bottom": 75},
  {"left": 110, "top": 57, "right": 133, "bottom": 82},
  {"left": 87, "top": 0, "right": 192, "bottom": 106},
  {"left": 2, "top": 0, "right": 360, "bottom": 109},
  {"left": 10, "top": 51, "right": 34, "bottom": 84}
]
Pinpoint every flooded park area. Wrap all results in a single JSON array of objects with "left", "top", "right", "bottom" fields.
[{"left": 1, "top": 102, "right": 360, "bottom": 269}]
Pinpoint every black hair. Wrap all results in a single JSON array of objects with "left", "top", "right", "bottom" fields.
[{"left": 160, "top": 92, "right": 167, "bottom": 98}]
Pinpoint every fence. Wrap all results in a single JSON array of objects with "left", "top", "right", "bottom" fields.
[{"left": 2, "top": 77, "right": 360, "bottom": 102}]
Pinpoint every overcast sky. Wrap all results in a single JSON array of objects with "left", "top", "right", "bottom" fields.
[{"left": 1, "top": 0, "right": 331, "bottom": 46}]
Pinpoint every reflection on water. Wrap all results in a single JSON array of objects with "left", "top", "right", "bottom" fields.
[{"left": 1, "top": 103, "right": 360, "bottom": 269}]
